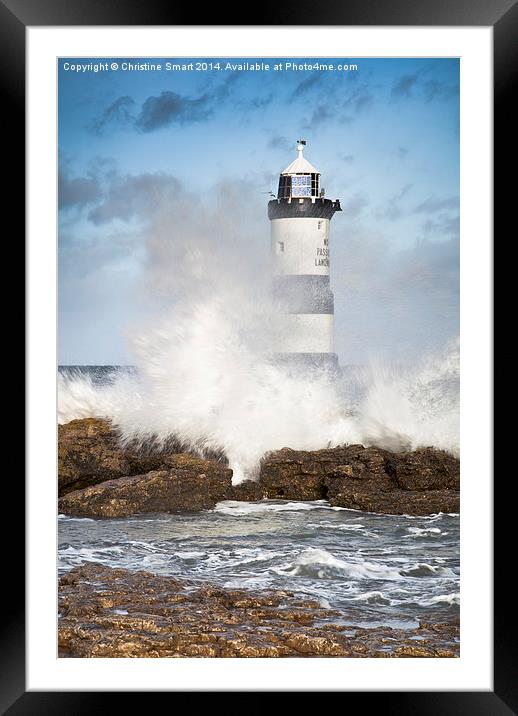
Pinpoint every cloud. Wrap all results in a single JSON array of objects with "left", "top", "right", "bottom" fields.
[
  {"left": 88, "top": 172, "right": 182, "bottom": 224},
  {"left": 339, "top": 86, "right": 374, "bottom": 124},
  {"left": 423, "top": 80, "right": 459, "bottom": 102},
  {"left": 135, "top": 91, "right": 212, "bottom": 132},
  {"left": 291, "top": 73, "right": 324, "bottom": 98},
  {"left": 210, "top": 71, "right": 241, "bottom": 100},
  {"left": 391, "top": 74, "right": 418, "bottom": 99},
  {"left": 89, "top": 96, "right": 136, "bottom": 136},
  {"left": 394, "top": 184, "right": 413, "bottom": 201},
  {"left": 375, "top": 184, "right": 413, "bottom": 222},
  {"left": 390, "top": 72, "right": 458, "bottom": 105},
  {"left": 89, "top": 74, "right": 243, "bottom": 136},
  {"left": 59, "top": 168, "right": 102, "bottom": 210},
  {"left": 421, "top": 214, "right": 460, "bottom": 241},
  {"left": 305, "top": 103, "right": 336, "bottom": 128},
  {"left": 343, "top": 192, "right": 369, "bottom": 217},
  {"left": 343, "top": 86, "right": 374, "bottom": 114},
  {"left": 414, "top": 196, "right": 459, "bottom": 214},
  {"left": 301, "top": 82, "right": 374, "bottom": 128},
  {"left": 58, "top": 171, "right": 273, "bottom": 364},
  {"left": 59, "top": 160, "right": 184, "bottom": 225},
  {"left": 59, "top": 161, "right": 459, "bottom": 365},
  {"left": 268, "top": 135, "right": 291, "bottom": 151},
  {"left": 245, "top": 93, "right": 274, "bottom": 109},
  {"left": 332, "top": 224, "right": 459, "bottom": 362}
]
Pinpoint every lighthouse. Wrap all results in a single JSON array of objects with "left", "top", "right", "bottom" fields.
[{"left": 268, "top": 140, "right": 341, "bottom": 373}]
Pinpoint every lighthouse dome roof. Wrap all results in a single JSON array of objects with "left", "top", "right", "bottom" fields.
[{"left": 281, "top": 141, "right": 319, "bottom": 175}]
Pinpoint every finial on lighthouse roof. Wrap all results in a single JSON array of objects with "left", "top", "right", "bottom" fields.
[{"left": 282, "top": 139, "right": 319, "bottom": 175}]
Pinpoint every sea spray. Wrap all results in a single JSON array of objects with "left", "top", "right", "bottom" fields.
[
  {"left": 350, "top": 339, "right": 459, "bottom": 457},
  {"left": 58, "top": 181, "right": 459, "bottom": 479},
  {"left": 58, "top": 338, "right": 459, "bottom": 482},
  {"left": 60, "top": 297, "right": 358, "bottom": 483}
]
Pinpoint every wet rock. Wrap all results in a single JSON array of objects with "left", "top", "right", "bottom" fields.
[
  {"left": 59, "top": 419, "right": 130, "bottom": 495},
  {"left": 59, "top": 418, "right": 226, "bottom": 497},
  {"left": 58, "top": 420, "right": 459, "bottom": 516},
  {"left": 58, "top": 455, "right": 233, "bottom": 518},
  {"left": 58, "top": 563, "right": 459, "bottom": 658},
  {"left": 59, "top": 419, "right": 181, "bottom": 496},
  {"left": 259, "top": 445, "right": 459, "bottom": 515},
  {"left": 260, "top": 445, "right": 393, "bottom": 500},
  {"left": 284, "top": 634, "right": 348, "bottom": 656},
  {"left": 226, "top": 480, "right": 264, "bottom": 502},
  {"left": 394, "top": 448, "right": 460, "bottom": 491},
  {"left": 327, "top": 487, "right": 459, "bottom": 515}
]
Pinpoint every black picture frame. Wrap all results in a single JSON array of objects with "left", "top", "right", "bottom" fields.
[{"left": 7, "top": 0, "right": 506, "bottom": 710}]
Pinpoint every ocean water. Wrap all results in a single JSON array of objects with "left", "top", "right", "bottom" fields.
[
  {"left": 58, "top": 363, "right": 459, "bottom": 628},
  {"left": 58, "top": 504, "right": 459, "bottom": 629}
]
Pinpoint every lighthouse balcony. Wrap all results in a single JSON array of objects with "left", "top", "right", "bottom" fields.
[{"left": 268, "top": 197, "right": 341, "bottom": 221}]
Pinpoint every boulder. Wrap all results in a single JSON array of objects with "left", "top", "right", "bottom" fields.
[
  {"left": 259, "top": 445, "right": 394, "bottom": 500},
  {"left": 58, "top": 418, "right": 225, "bottom": 496},
  {"left": 327, "top": 487, "right": 459, "bottom": 515},
  {"left": 59, "top": 418, "right": 130, "bottom": 495},
  {"left": 393, "top": 448, "right": 460, "bottom": 491},
  {"left": 58, "top": 454, "right": 233, "bottom": 518},
  {"left": 58, "top": 419, "right": 460, "bottom": 516},
  {"left": 259, "top": 444, "right": 459, "bottom": 515}
]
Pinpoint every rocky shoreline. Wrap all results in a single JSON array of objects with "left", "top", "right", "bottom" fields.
[
  {"left": 59, "top": 563, "right": 459, "bottom": 658},
  {"left": 58, "top": 419, "right": 460, "bottom": 659},
  {"left": 58, "top": 418, "right": 460, "bottom": 518}
]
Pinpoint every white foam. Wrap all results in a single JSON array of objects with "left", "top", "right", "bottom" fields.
[
  {"left": 127, "top": 540, "right": 160, "bottom": 551},
  {"left": 230, "top": 547, "right": 286, "bottom": 565},
  {"left": 400, "top": 512, "right": 455, "bottom": 521},
  {"left": 306, "top": 521, "right": 366, "bottom": 532},
  {"left": 222, "top": 576, "right": 273, "bottom": 590},
  {"left": 213, "top": 500, "right": 331, "bottom": 515},
  {"left": 58, "top": 514, "right": 95, "bottom": 523},
  {"left": 353, "top": 342, "right": 459, "bottom": 457},
  {"left": 58, "top": 336, "right": 459, "bottom": 483},
  {"left": 401, "top": 562, "right": 457, "bottom": 578},
  {"left": 406, "top": 527, "right": 443, "bottom": 537},
  {"left": 419, "top": 593, "right": 460, "bottom": 606},
  {"left": 174, "top": 551, "right": 205, "bottom": 559},
  {"left": 59, "top": 545, "right": 125, "bottom": 559},
  {"left": 277, "top": 547, "right": 403, "bottom": 581},
  {"left": 351, "top": 590, "right": 392, "bottom": 605}
]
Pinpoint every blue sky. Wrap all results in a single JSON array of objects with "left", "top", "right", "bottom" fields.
[{"left": 58, "top": 57, "right": 459, "bottom": 365}]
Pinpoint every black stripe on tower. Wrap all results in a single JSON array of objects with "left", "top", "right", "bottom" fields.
[
  {"left": 268, "top": 197, "right": 341, "bottom": 220},
  {"left": 271, "top": 353, "right": 340, "bottom": 374},
  {"left": 272, "top": 275, "right": 334, "bottom": 314}
]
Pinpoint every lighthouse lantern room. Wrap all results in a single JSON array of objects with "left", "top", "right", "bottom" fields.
[{"left": 268, "top": 140, "right": 341, "bottom": 372}]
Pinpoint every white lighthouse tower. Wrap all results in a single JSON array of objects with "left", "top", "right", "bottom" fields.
[{"left": 268, "top": 140, "right": 341, "bottom": 372}]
